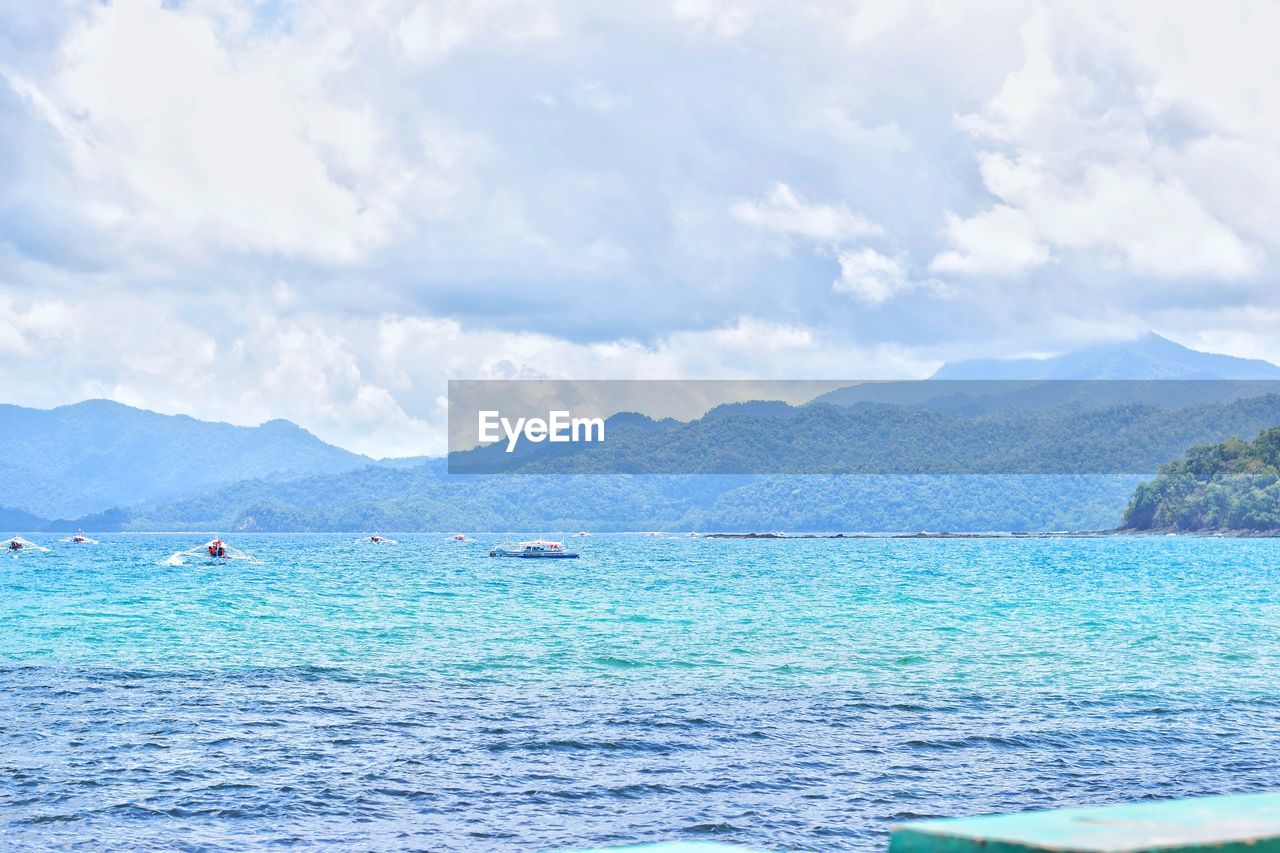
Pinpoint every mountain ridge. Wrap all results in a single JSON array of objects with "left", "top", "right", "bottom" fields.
[
  {"left": 0, "top": 399, "right": 371, "bottom": 518},
  {"left": 931, "top": 332, "right": 1280, "bottom": 380}
]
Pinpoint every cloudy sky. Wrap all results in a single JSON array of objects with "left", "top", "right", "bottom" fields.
[{"left": 3, "top": 0, "right": 1280, "bottom": 455}]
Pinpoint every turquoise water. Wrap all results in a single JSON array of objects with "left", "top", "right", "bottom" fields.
[{"left": 3, "top": 534, "right": 1280, "bottom": 850}]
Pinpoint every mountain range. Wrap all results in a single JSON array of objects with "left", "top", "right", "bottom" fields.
[
  {"left": 931, "top": 332, "right": 1280, "bottom": 380},
  {"left": 0, "top": 399, "right": 369, "bottom": 518},
  {"left": 3, "top": 333, "right": 1280, "bottom": 533}
]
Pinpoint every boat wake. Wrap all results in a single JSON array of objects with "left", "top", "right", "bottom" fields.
[
  {"left": 4, "top": 536, "right": 50, "bottom": 555},
  {"left": 165, "top": 539, "right": 259, "bottom": 565}
]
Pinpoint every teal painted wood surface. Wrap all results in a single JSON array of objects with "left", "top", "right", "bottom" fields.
[{"left": 891, "top": 792, "right": 1280, "bottom": 853}]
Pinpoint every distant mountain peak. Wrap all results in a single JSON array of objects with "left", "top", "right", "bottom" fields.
[
  {"left": 932, "top": 332, "right": 1280, "bottom": 380},
  {"left": 0, "top": 399, "right": 370, "bottom": 519}
]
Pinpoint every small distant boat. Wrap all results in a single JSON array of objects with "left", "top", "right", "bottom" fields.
[
  {"left": 63, "top": 531, "right": 97, "bottom": 544},
  {"left": 450, "top": 533, "right": 467, "bottom": 541},
  {"left": 4, "top": 536, "right": 49, "bottom": 554},
  {"left": 363, "top": 533, "right": 397, "bottom": 544},
  {"left": 167, "top": 538, "right": 257, "bottom": 565},
  {"left": 488, "top": 539, "right": 579, "bottom": 558},
  {"left": 574, "top": 531, "right": 591, "bottom": 537},
  {"left": 688, "top": 531, "right": 699, "bottom": 537}
]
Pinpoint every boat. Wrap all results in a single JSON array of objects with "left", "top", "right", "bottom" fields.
[
  {"left": 4, "top": 536, "right": 50, "bottom": 554},
  {"left": 488, "top": 539, "right": 579, "bottom": 558},
  {"left": 574, "top": 531, "right": 591, "bottom": 537},
  {"left": 362, "top": 533, "right": 397, "bottom": 544},
  {"left": 450, "top": 533, "right": 467, "bottom": 541},
  {"left": 62, "top": 531, "right": 98, "bottom": 544},
  {"left": 166, "top": 538, "right": 258, "bottom": 565}
]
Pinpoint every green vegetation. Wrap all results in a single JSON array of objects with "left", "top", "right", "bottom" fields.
[
  {"left": 1124, "top": 428, "right": 1280, "bottom": 531},
  {"left": 119, "top": 469, "right": 1139, "bottom": 533},
  {"left": 452, "top": 395, "right": 1280, "bottom": 475}
]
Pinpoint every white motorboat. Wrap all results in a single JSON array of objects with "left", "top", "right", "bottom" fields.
[{"left": 488, "top": 539, "right": 579, "bottom": 558}]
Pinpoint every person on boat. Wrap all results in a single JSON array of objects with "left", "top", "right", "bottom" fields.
[
  {"left": 208, "top": 540, "right": 226, "bottom": 558},
  {"left": 370, "top": 534, "right": 383, "bottom": 543},
  {"left": 8, "top": 539, "right": 21, "bottom": 551}
]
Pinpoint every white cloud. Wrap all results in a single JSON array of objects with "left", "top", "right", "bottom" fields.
[
  {"left": 931, "top": 205, "right": 1048, "bottom": 276},
  {"left": 733, "top": 184, "right": 932, "bottom": 306},
  {"left": 0, "top": 277, "right": 936, "bottom": 456},
  {"left": 6, "top": 0, "right": 1280, "bottom": 453},
  {"left": 815, "top": 110, "right": 912, "bottom": 152},
  {"left": 834, "top": 248, "right": 909, "bottom": 304},
  {"left": 11, "top": 0, "right": 416, "bottom": 264},
  {"left": 396, "top": 0, "right": 559, "bottom": 63},
  {"left": 934, "top": 5, "right": 1261, "bottom": 282},
  {"left": 1172, "top": 137, "right": 1280, "bottom": 252},
  {"left": 731, "top": 183, "right": 882, "bottom": 243},
  {"left": 671, "top": 0, "right": 756, "bottom": 39}
]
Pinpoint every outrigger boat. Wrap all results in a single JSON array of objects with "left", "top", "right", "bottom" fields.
[
  {"left": 362, "top": 533, "right": 397, "bottom": 544},
  {"left": 4, "top": 536, "right": 49, "bottom": 554},
  {"left": 488, "top": 539, "right": 579, "bottom": 558},
  {"left": 166, "top": 538, "right": 257, "bottom": 565},
  {"left": 450, "top": 533, "right": 467, "bottom": 541},
  {"left": 63, "top": 531, "right": 98, "bottom": 544}
]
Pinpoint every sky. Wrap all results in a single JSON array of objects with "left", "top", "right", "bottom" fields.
[{"left": 2, "top": 0, "right": 1280, "bottom": 456}]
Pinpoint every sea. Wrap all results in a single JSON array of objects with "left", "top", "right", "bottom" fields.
[{"left": 3, "top": 533, "right": 1280, "bottom": 851}]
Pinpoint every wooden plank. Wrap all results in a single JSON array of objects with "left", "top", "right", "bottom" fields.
[{"left": 891, "top": 792, "right": 1280, "bottom": 853}]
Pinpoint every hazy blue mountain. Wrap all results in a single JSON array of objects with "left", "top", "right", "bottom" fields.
[
  {"left": 811, "top": 379, "right": 1280, "bottom": 414},
  {"left": 0, "top": 505, "right": 47, "bottom": 530},
  {"left": 814, "top": 335, "right": 1280, "bottom": 412},
  {"left": 931, "top": 332, "right": 1280, "bottom": 380},
  {"left": 0, "top": 399, "right": 370, "bottom": 518}
]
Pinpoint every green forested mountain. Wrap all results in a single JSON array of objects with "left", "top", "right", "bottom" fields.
[
  {"left": 1124, "top": 428, "right": 1280, "bottom": 531},
  {"left": 451, "top": 394, "right": 1280, "bottom": 475},
  {"left": 126, "top": 467, "right": 1141, "bottom": 534}
]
